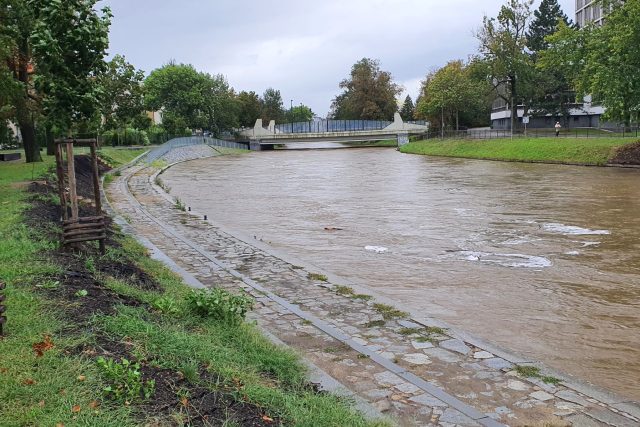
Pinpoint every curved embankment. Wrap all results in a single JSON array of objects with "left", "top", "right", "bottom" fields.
[
  {"left": 105, "top": 144, "right": 640, "bottom": 427},
  {"left": 400, "top": 137, "right": 640, "bottom": 166}
]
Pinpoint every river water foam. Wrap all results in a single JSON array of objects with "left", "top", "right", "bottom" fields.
[{"left": 162, "top": 148, "right": 640, "bottom": 400}]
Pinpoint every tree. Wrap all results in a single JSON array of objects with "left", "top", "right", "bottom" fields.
[
  {"left": 199, "top": 72, "right": 238, "bottom": 135},
  {"left": 145, "top": 63, "right": 238, "bottom": 135},
  {"left": 526, "top": 0, "right": 569, "bottom": 54},
  {"left": 416, "top": 60, "right": 489, "bottom": 131},
  {"left": 236, "top": 90, "right": 262, "bottom": 128},
  {"left": 476, "top": 0, "right": 534, "bottom": 131},
  {"left": 579, "top": 1, "right": 640, "bottom": 128},
  {"left": 285, "top": 105, "right": 314, "bottom": 122},
  {"left": 261, "top": 88, "right": 285, "bottom": 123},
  {"left": 0, "top": 0, "right": 112, "bottom": 162},
  {"left": 526, "top": 0, "right": 572, "bottom": 125},
  {"left": 330, "top": 58, "right": 402, "bottom": 120},
  {"left": 399, "top": 95, "right": 415, "bottom": 121},
  {"left": 97, "top": 55, "right": 146, "bottom": 131}
]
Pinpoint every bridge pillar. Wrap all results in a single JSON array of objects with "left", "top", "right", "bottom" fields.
[
  {"left": 249, "top": 139, "right": 262, "bottom": 151},
  {"left": 397, "top": 132, "right": 409, "bottom": 147}
]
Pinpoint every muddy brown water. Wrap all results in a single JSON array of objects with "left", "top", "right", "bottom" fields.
[{"left": 162, "top": 147, "right": 640, "bottom": 401}]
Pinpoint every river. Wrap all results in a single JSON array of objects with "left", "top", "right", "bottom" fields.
[{"left": 162, "top": 147, "right": 640, "bottom": 400}]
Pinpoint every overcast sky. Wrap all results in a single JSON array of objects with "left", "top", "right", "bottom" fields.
[{"left": 100, "top": 0, "right": 574, "bottom": 117}]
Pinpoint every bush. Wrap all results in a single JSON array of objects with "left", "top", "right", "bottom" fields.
[
  {"left": 96, "top": 357, "right": 155, "bottom": 403},
  {"left": 101, "top": 128, "right": 150, "bottom": 146},
  {"left": 187, "top": 288, "right": 253, "bottom": 323},
  {"left": 147, "top": 125, "right": 168, "bottom": 145}
]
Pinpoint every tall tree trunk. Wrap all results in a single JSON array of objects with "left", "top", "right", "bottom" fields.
[
  {"left": 15, "top": 39, "right": 42, "bottom": 162},
  {"left": 456, "top": 110, "right": 459, "bottom": 131},
  {"left": 15, "top": 98, "right": 41, "bottom": 162}
]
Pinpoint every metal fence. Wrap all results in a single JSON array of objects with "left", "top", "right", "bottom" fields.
[
  {"left": 273, "top": 119, "right": 429, "bottom": 134},
  {"left": 419, "top": 127, "right": 640, "bottom": 140},
  {"left": 145, "top": 136, "right": 248, "bottom": 164}
]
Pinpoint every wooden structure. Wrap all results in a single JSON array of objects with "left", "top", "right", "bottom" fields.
[{"left": 54, "top": 139, "right": 105, "bottom": 253}]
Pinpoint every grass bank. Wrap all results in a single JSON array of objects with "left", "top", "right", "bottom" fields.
[
  {"left": 0, "top": 157, "right": 383, "bottom": 426},
  {"left": 400, "top": 137, "right": 639, "bottom": 166}
]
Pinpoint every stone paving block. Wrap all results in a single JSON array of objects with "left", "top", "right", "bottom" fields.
[
  {"left": 584, "top": 408, "right": 639, "bottom": 427},
  {"left": 506, "top": 379, "right": 530, "bottom": 391},
  {"left": 411, "top": 340, "right": 435, "bottom": 350},
  {"left": 424, "top": 348, "right": 463, "bottom": 363},
  {"left": 409, "top": 393, "right": 448, "bottom": 407},
  {"left": 439, "top": 408, "right": 481, "bottom": 425},
  {"left": 403, "top": 353, "right": 432, "bottom": 365},
  {"left": 612, "top": 402, "right": 640, "bottom": 420},
  {"left": 373, "top": 371, "right": 405, "bottom": 386},
  {"left": 398, "top": 319, "right": 422, "bottom": 329},
  {"left": 555, "top": 390, "right": 591, "bottom": 407},
  {"left": 473, "top": 351, "right": 494, "bottom": 359},
  {"left": 565, "top": 414, "right": 603, "bottom": 427},
  {"left": 394, "top": 382, "right": 421, "bottom": 394},
  {"left": 440, "top": 338, "right": 471, "bottom": 355},
  {"left": 529, "top": 391, "right": 554, "bottom": 401}
]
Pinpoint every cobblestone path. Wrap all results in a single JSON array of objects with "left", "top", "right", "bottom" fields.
[{"left": 105, "top": 155, "right": 640, "bottom": 427}]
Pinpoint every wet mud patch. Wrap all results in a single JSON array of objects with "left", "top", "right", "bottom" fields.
[
  {"left": 140, "top": 367, "right": 280, "bottom": 427},
  {"left": 610, "top": 141, "right": 640, "bottom": 165},
  {"left": 96, "top": 259, "right": 160, "bottom": 291}
]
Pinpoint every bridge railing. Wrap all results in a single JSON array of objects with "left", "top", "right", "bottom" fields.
[
  {"left": 273, "top": 119, "right": 428, "bottom": 134},
  {"left": 274, "top": 120, "right": 390, "bottom": 134},
  {"left": 145, "top": 136, "right": 248, "bottom": 164}
]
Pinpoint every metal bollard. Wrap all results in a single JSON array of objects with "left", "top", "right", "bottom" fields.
[
  {"left": 204, "top": 215, "right": 208, "bottom": 221},
  {"left": 0, "top": 281, "right": 6, "bottom": 337}
]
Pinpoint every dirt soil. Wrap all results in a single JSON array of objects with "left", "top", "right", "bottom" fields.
[
  {"left": 23, "top": 160, "right": 279, "bottom": 426},
  {"left": 609, "top": 141, "right": 640, "bottom": 165}
]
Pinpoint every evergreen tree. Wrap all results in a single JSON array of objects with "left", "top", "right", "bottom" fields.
[
  {"left": 527, "top": 0, "right": 569, "bottom": 54},
  {"left": 399, "top": 95, "right": 415, "bottom": 121}
]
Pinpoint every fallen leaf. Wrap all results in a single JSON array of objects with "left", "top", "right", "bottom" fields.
[
  {"left": 33, "top": 335, "right": 55, "bottom": 357},
  {"left": 262, "top": 415, "right": 274, "bottom": 423},
  {"left": 89, "top": 400, "right": 99, "bottom": 409},
  {"left": 71, "top": 405, "right": 81, "bottom": 413},
  {"left": 77, "top": 375, "right": 86, "bottom": 382},
  {"left": 56, "top": 424, "right": 65, "bottom": 427},
  {"left": 38, "top": 400, "right": 45, "bottom": 408},
  {"left": 180, "top": 397, "right": 188, "bottom": 407},
  {"left": 59, "top": 389, "right": 66, "bottom": 395},
  {"left": 22, "top": 378, "right": 36, "bottom": 385},
  {"left": 0, "top": 368, "right": 8, "bottom": 374}
]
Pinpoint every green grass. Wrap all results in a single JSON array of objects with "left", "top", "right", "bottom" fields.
[
  {"left": 0, "top": 159, "right": 385, "bottom": 426},
  {"left": 372, "top": 303, "right": 408, "bottom": 320},
  {"left": 307, "top": 272, "right": 328, "bottom": 282},
  {"left": 400, "top": 137, "right": 638, "bottom": 165},
  {"left": 515, "top": 365, "right": 561, "bottom": 385},
  {"left": 97, "top": 148, "right": 147, "bottom": 167}
]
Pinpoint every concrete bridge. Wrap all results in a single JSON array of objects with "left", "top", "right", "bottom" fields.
[{"left": 239, "top": 113, "right": 429, "bottom": 150}]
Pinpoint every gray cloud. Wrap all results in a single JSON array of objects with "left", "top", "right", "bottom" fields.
[{"left": 100, "top": 0, "right": 575, "bottom": 117}]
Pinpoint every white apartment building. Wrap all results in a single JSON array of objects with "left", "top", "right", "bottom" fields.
[{"left": 575, "top": 0, "right": 605, "bottom": 27}]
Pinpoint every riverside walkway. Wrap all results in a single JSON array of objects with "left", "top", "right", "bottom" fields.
[{"left": 105, "top": 146, "right": 640, "bottom": 426}]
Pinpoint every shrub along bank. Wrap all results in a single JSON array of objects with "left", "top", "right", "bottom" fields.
[
  {"left": 0, "top": 157, "right": 383, "bottom": 426},
  {"left": 400, "top": 137, "right": 640, "bottom": 166}
]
